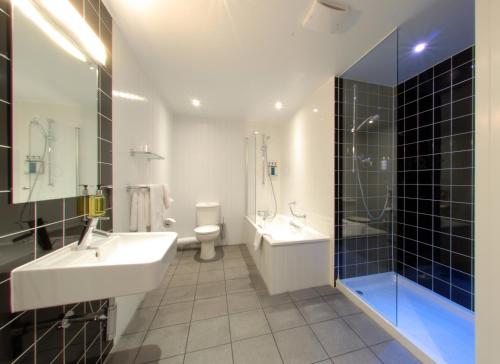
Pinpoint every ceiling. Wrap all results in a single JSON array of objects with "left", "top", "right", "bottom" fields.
[
  {"left": 104, "top": 0, "right": 438, "bottom": 122},
  {"left": 343, "top": 0, "right": 474, "bottom": 86}
]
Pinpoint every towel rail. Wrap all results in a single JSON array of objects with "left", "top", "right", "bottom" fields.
[{"left": 127, "top": 185, "right": 150, "bottom": 192}]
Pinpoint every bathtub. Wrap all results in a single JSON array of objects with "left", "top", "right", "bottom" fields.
[{"left": 243, "top": 215, "right": 331, "bottom": 294}]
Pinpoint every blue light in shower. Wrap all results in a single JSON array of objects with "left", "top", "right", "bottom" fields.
[{"left": 413, "top": 42, "right": 427, "bottom": 53}]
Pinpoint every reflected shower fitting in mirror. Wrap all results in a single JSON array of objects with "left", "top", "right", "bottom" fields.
[{"left": 11, "top": 1, "right": 99, "bottom": 204}]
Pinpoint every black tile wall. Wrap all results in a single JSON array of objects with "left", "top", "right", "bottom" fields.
[
  {"left": 395, "top": 46, "right": 475, "bottom": 310},
  {"left": 334, "top": 77, "right": 396, "bottom": 280},
  {"left": 0, "top": 1, "right": 114, "bottom": 363}
]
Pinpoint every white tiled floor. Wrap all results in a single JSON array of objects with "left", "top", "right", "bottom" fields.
[{"left": 105, "top": 245, "right": 419, "bottom": 364}]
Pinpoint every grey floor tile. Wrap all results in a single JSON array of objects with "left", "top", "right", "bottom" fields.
[
  {"left": 311, "top": 319, "right": 365, "bottom": 357},
  {"left": 176, "top": 263, "right": 200, "bottom": 274},
  {"left": 196, "top": 281, "right": 226, "bottom": 299},
  {"left": 314, "top": 360, "right": 333, "bottom": 364},
  {"left": 314, "top": 285, "right": 341, "bottom": 297},
  {"left": 141, "top": 288, "right": 166, "bottom": 308},
  {"left": 332, "top": 348, "right": 382, "bottom": 364},
  {"left": 232, "top": 334, "right": 283, "bottom": 364},
  {"left": 123, "top": 307, "right": 156, "bottom": 334},
  {"left": 226, "top": 277, "right": 255, "bottom": 293},
  {"left": 227, "top": 291, "right": 261, "bottom": 314},
  {"left": 324, "top": 294, "right": 361, "bottom": 317},
  {"left": 224, "top": 250, "right": 244, "bottom": 260},
  {"left": 198, "top": 269, "right": 225, "bottom": 283},
  {"left": 343, "top": 313, "right": 392, "bottom": 346},
  {"left": 257, "top": 291, "right": 292, "bottom": 308},
  {"left": 274, "top": 326, "right": 328, "bottom": 364},
  {"left": 192, "top": 295, "right": 228, "bottom": 321},
  {"left": 224, "top": 258, "right": 248, "bottom": 269},
  {"left": 105, "top": 332, "right": 145, "bottom": 364},
  {"left": 371, "top": 340, "right": 420, "bottom": 364},
  {"left": 200, "top": 261, "right": 224, "bottom": 272},
  {"left": 289, "top": 288, "right": 320, "bottom": 302},
  {"left": 263, "top": 303, "right": 306, "bottom": 332},
  {"left": 169, "top": 272, "right": 199, "bottom": 287},
  {"left": 187, "top": 316, "right": 231, "bottom": 352},
  {"left": 157, "top": 355, "right": 184, "bottom": 363},
  {"left": 250, "top": 277, "right": 267, "bottom": 291},
  {"left": 135, "top": 324, "right": 189, "bottom": 363},
  {"left": 184, "top": 344, "right": 233, "bottom": 364},
  {"left": 295, "top": 297, "right": 338, "bottom": 324},
  {"left": 160, "top": 274, "right": 174, "bottom": 288},
  {"left": 224, "top": 245, "right": 243, "bottom": 253},
  {"left": 181, "top": 249, "right": 198, "bottom": 257},
  {"left": 229, "top": 309, "right": 270, "bottom": 341},
  {"left": 225, "top": 266, "right": 251, "bottom": 280},
  {"left": 151, "top": 302, "right": 194, "bottom": 329},
  {"left": 162, "top": 285, "right": 196, "bottom": 305}
]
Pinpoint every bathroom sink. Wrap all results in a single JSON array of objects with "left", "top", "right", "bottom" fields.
[{"left": 10, "top": 232, "right": 177, "bottom": 312}]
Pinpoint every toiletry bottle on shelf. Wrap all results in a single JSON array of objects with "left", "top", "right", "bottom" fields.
[
  {"left": 77, "top": 185, "right": 89, "bottom": 216},
  {"left": 89, "top": 186, "right": 106, "bottom": 217},
  {"left": 381, "top": 157, "right": 388, "bottom": 171}
]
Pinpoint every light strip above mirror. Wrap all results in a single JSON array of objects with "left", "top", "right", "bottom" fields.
[
  {"left": 37, "top": 0, "right": 107, "bottom": 65},
  {"left": 12, "top": 0, "right": 87, "bottom": 63}
]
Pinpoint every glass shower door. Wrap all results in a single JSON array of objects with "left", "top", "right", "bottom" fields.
[{"left": 335, "top": 30, "right": 398, "bottom": 324}]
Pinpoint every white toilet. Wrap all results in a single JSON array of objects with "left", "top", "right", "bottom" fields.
[{"left": 194, "top": 202, "right": 221, "bottom": 260}]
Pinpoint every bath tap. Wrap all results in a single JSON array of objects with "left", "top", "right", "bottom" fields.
[
  {"left": 257, "top": 210, "right": 272, "bottom": 220},
  {"left": 76, "top": 216, "right": 111, "bottom": 250},
  {"left": 288, "top": 201, "right": 306, "bottom": 219}
]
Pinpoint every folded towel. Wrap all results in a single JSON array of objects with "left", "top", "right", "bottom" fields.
[
  {"left": 253, "top": 228, "right": 264, "bottom": 251},
  {"left": 130, "top": 191, "right": 139, "bottom": 232},
  {"left": 137, "top": 190, "right": 148, "bottom": 232},
  {"left": 149, "top": 184, "right": 164, "bottom": 232},
  {"left": 162, "top": 184, "right": 173, "bottom": 210}
]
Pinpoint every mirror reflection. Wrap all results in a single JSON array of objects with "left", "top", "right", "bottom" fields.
[{"left": 11, "top": 4, "right": 98, "bottom": 204}]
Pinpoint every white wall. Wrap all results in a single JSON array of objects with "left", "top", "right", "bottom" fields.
[
  {"left": 171, "top": 116, "right": 245, "bottom": 245},
  {"left": 475, "top": 0, "right": 500, "bottom": 362},
  {"left": 112, "top": 25, "right": 174, "bottom": 341},
  {"left": 279, "top": 79, "right": 335, "bottom": 236}
]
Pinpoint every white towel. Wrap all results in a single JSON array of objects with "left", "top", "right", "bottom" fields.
[
  {"left": 149, "top": 184, "right": 164, "bottom": 232},
  {"left": 253, "top": 228, "right": 264, "bottom": 251},
  {"left": 162, "top": 184, "right": 173, "bottom": 210},
  {"left": 137, "top": 190, "right": 148, "bottom": 232},
  {"left": 130, "top": 191, "right": 139, "bottom": 232}
]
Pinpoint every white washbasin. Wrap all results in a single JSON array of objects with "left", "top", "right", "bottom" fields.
[{"left": 10, "top": 232, "right": 177, "bottom": 312}]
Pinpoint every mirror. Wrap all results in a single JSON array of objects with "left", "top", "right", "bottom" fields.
[{"left": 11, "top": 4, "right": 98, "bottom": 204}]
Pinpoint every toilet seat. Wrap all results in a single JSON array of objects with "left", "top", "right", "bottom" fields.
[{"left": 194, "top": 225, "right": 220, "bottom": 235}]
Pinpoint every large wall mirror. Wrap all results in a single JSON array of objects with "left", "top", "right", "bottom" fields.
[{"left": 11, "top": 2, "right": 98, "bottom": 204}]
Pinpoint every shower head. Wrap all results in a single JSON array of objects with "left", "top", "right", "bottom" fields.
[{"left": 353, "top": 114, "right": 380, "bottom": 133}]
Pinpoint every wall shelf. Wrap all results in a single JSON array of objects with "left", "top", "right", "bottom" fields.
[{"left": 130, "top": 150, "right": 165, "bottom": 160}]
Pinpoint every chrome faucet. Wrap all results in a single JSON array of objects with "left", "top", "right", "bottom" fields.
[
  {"left": 76, "top": 216, "right": 111, "bottom": 250},
  {"left": 288, "top": 201, "right": 306, "bottom": 219}
]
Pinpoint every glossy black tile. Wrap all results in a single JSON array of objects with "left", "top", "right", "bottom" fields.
[
  {"left": 0, "top": 102, "right": 9, "bottom": 146},
  {"left": 0, "top": 57, "right": 8, "bottom": 102},
  {"left": 0, "top": 10, "right": 9, "bottom": 57},
  {"left": 452, "top": 47, "right": 473, "bottom": 68}
]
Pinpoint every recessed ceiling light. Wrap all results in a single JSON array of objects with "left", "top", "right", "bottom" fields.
[
  {"left": 192, "top": 99, "right": 201, "bottom": 107},
  {"left": 413, "top": 42, "right": 427, "bottom": 53},
  {"left": 275, "top": 101, "right": 283, "bottom": 110},
  {"left": 313, "top": 108, "right": 319, "bottom": 113}
]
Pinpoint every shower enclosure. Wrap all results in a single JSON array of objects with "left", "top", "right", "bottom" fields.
[
  {"left": 245, "top": 131, "right": 279, "bottom": 224},
  {"left": 335, "top": 6, "right": 475, "bottom": 361}
]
